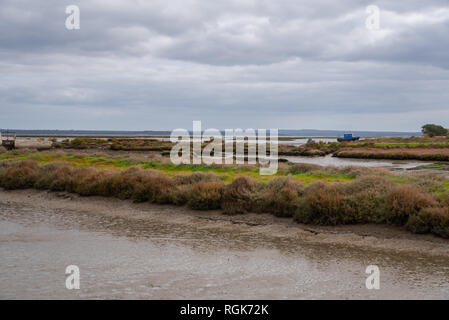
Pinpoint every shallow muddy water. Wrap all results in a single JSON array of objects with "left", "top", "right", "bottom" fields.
[
  {"left": 285, "top": 154, "right": 433, "bottom": 170},
  {"left": 1, "top": 198, "right": 449, "bottom": 299}
]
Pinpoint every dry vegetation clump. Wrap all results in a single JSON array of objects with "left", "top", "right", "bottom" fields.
[
  {"left": 342, "top": 175, "right": 395, "bottom": 223},
  {"left": 173, "top": 172, "right": 222, "bottom": 185},
  {"left": 142, "top": 170, "right": 177, "bottom": 204},
  {"left": 406, "top": 207, "right": 449, "bottom": 238},
  {"left": 294, "top": 182, "right": 347, "bottom": 225},
  {"left": 384, "top": 185, "right": 437, "bottom": 225},
  {"left": 0, "top": 146, "right": 7, "bottom": 153},
  {"left": 102, "top": 167, "right": 147, "bottom": 200},
  {"left": 50, "top": 165, "right": 75, "bottom": 191},
  {"left": 187, "top": 181, "right": 225, "bottom": 210},
  {"left": 103, "top": 167, "right": 175, "bottom": 203},
  {"left": 0, "top": 160, "right": 40, "bottom": 189},
  {"left": 70, "top": 167, "right": 122, "bottom": 197},
  {"left": 34, "top": 162, "right": 73, "bottom": 191},
  {"left": 171, "top": 172, "right": 224, "bottom": 207},
  {"left": 257, "top": 176, "right": 303, "bottom": 217},
  {"left": 294, "top": 176, "right": 437, "bottom": 226},
  {"left": 169, "top": 184, "right": 192, "bottom": 205},
  {"left": 222, "top": 176, "right": 258, "bottom": 214}
]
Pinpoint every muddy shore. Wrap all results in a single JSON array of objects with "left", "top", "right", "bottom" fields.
[{"left": 2, "top": 189, "right": 449, "bottom": 258}]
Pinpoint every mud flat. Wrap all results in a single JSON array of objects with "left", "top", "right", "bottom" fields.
[
  {"left": 14, "top": 140, "right": 52, "bottom": 150},
  {"left": 1, "top": 189, "right": 449, "bottom": 299}
]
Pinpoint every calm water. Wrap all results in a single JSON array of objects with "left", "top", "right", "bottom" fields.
[
  {"left": 285, "top": 154, "right": 433, "bottom": 170},
  {"left": 1, "top": 200, "right": 449, "bottom": 299}
]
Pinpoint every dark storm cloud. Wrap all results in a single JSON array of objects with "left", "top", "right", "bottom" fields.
[{"left": 0, "top": 0, "right": 448, "bottom": 130}]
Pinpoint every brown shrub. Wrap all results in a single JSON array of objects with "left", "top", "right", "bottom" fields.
[
  {"left": 259, "top": 177, "right": 303, "bottom": 217},
  {"left": 0, "top": 160, "right": 40, "bottom": 189},
  {"left": 298, "top": 182, "right": 344, "bottom": 224},
  {"left": 170, "top": 184, "right": 192, "bottom": 205},
  {"left": 104, "top": 167, "right": 140, "bottom": 199},
  {"left": 294, "top": 182, "right": 348, "bottom": 225},
  {"left": 343, "top": 175, "right": 394, "bottom": 195},
  {"left": 222, "top": 176, "right": 257, "bottom": 214},
  {"left": 342, "top": 175, "right": 395, "bottom": 223},
  {"left": 106, "top": 167, "right": 175, "bottom": 203},
  {"left": 187, "top": 181, "right": 224, "bottom": 210},
  {"left": 295, "top": 176, "right": 399, "bottom": 225},
  {"left": 384, "top": 185, "right": 436, "bottom": 225},
  {"left": 50, "top": 165, "right": 75, "bottom": 191},
  {"left": 441, "top": 195, "right": 449, "bottom": 207},
  {"left": 173, "top": 172, "right": 222, "bottom": 185},
  {"left": 34, "top": 162, "right": 70, "bottom": 190},
  {"left": 143, "top": 171, "right": 175, "bottom": 204},
  {"left": 70, "top": 167, "right": 104, "bottom": 196},
  {"left": 406, "top": 207, "right": 449, "bottom": 238}
]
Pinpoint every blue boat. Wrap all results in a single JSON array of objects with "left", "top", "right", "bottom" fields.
[{"left": 337, "top": 133, "right": 360, "bottom": 142}]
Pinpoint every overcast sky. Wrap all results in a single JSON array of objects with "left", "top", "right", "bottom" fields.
[{"left": 1, "top": 0, "right": 448, "bottom": 131}]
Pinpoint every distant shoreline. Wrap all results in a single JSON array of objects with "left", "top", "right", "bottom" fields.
[{"left": 3, "top": 129, "right": 422, "bottom": 138}]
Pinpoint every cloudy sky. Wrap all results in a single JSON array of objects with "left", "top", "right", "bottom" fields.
[{"left": 1, "top": 0, "right": 448, "bottom": 131}]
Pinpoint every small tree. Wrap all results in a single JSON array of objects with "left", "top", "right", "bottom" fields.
[{"left": 421, "top": 124, "right": 448, "bottom": 137}]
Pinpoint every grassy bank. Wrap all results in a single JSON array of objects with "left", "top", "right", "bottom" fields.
[
  {"left": 0, "top": 150, "right": 359, "bottom": 184},
  {"left": 53, "top": 137, "right": 174, "bottom": 152},
  {"left": 334, "top": 148, "right": 449, "bottom": 161},
  {"left": 280, "top": 137, "right": 449, "bottom": 161},
  {"left": 1, "top": 149, "right": 449, "bottom": 238}
]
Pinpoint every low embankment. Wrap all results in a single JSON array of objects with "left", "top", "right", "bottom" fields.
[
  {"left": 281, "top": 137, "right": 449, "bottom": 160},
  {"left": 1, "top": 155, "right": 449, "bottom": 238},
  {"left": 334, "top": 147, "right": 449, "bottom": 161}
]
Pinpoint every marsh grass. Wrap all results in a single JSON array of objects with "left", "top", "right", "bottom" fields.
[
  {"left": 1, "top": 153, "right": 449, "bottom": 238},
  {"left": 222, "top": 176, "right": 258, "bottom": 214},
  {"left": 335, "top": 148, "right": 449, "bottom": 161}
]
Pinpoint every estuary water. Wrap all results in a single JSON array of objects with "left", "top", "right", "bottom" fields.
[{"left": 0, "top": 196, "right": 449, "bottom": 299}]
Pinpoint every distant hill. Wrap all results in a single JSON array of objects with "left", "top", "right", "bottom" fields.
[{"left": 5, "top": 129, "right": 421, "bottom": 137}]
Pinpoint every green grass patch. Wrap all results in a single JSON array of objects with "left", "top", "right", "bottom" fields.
[
  {"left": 0, "top": 151, "right": 28, "bottom": 160},
  {"left": 1, "top": 151, "right": 357, "bottom": 184},
  {"left": 292, "top": 172, "right": 353, "bottom": 185}
]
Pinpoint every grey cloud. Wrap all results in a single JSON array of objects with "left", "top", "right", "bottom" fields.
[{"left": 0, "top": 0, "right": 448, "bottom": 130}]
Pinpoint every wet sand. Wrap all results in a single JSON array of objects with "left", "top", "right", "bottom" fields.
[{"left": 1, "top": 189, "right": 449, "bottom": 299}]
